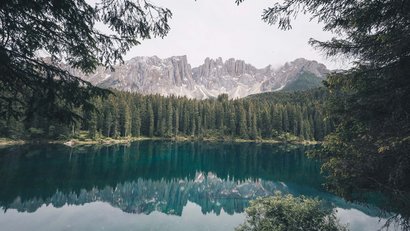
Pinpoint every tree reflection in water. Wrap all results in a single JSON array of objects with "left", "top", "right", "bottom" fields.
[{"left": 0, "top": 141, "right": 405, "bottom": 230}]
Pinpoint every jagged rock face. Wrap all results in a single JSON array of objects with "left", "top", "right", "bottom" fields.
[
  {"left": 6, "top": 174, "right": 287, "bottom": 215},
  {"left": 77, "top": 56, "right": 330, "bottom": 99},
  {"left": 78, "top": 55, "right": 202, "bottom": 98},
  {"left": 191, "top": 57, "right": 267, "bottom": 99}
]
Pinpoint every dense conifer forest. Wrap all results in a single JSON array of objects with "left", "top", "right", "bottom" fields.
[{"left": 0, "top": 88, "right": 332, "bottom": 141}]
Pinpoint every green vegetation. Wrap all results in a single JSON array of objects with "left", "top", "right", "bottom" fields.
[
  {"left": 0, "top": 0, "right": 171, "bottom": 124},
  {"left": 0, "top": 89, "right": 332, "bottom": 143},
  {"left": 2, "top": 0, "right": 410, "bottom": 228},
  {"left": 234, "top": 0, "right": 410, "bottom": 228},
  {"left": 237, "top": 0, "right": 410, "bottom": 197},
  {"left": 236, "top": 193, "right": 347, "bottom": 231},
  {"left": 0, "top": 142, "right": 325, "bottom": 217},
  {"left": 282, "top": 71, "right": 323, "bottom": 92}
]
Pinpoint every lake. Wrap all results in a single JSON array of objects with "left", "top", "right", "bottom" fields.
[{"left": 0, "top": 141, "right": 392, "bottom": 230}]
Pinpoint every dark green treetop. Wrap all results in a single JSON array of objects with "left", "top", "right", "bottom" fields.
[
  {"left": 0, "top": 0, "right": 171, "bottom": 123},
  {"left": 237, "top": 0, "right": 410, "bottom": 206}
]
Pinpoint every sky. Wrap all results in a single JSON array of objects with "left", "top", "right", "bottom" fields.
[{"left": 124, "top": 0, "right": 348, "bottom": 70}]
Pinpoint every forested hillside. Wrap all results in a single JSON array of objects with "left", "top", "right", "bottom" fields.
[{"left": 1, "top": 88, "right": 332, "bottom": 141}]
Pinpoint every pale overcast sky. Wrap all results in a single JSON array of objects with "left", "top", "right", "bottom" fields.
[{"left": 124, "top": 0, "right": 348, "bottom": 70}]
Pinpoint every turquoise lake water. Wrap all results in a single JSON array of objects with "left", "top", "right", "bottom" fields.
[{"left": 0, "top": 141, "right": 391, "bottom": 230}]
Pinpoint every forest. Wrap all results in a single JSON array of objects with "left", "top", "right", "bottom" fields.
[
  {"left": 1, "top": 0, "right": 410, "bottom": 230},
  {"left": 0, "top": 88, "right": 332, "bottom": 142}
]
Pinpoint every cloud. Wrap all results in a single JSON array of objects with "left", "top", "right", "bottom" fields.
[{"left": 124, "top": 0, "right": 349, "bottom": 70}]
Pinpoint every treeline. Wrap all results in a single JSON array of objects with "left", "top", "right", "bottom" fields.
[{"left": 1, "top": 88, "right": 333, "bottom": 141}]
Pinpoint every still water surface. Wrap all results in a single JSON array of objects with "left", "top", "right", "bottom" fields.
[{"left": 0, "top": 141, "right": 390, "bottom": 230}]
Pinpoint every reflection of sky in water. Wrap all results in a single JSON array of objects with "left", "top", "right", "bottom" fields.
[
  {"left": 0, "top": 202, "right": 245, "bottom": 231},
  {"left": 0, "top": 201, "right": 392, "bottom": 231},
  {"left": 0, "top": 141, "right": 400, "bottom": 231},
  {"left": 337, "top": 208, "right": 389, "bottom": 231},
  {"left": 0, "top": 174, "right": 393, "bottom": 231}
]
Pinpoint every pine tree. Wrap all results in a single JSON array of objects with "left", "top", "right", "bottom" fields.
[
  {"left": 237, "top": 0, "right": 410, "bottom": 196},
  {"left": 131, "top": 106, "right": 141, "bottom": 137},
  {"left": 119, "top": 99, "right": 131, "bottom": 137},
  {"left": 229, "top": 108, "right": 236, "bottom": 136},
  {"left": 0, "top": 1, "right": 171, "bottom": 125},
  {"left": 102, "top": 103, "right": 113, "bottom": 137},
  {"left": 196, "top": 104, "right": 202, "bottom": 137},
  {"left": 147, "top": 102, "right": 154, "bottom": 137},
  {"left": 282, "top": 108, "right": 289, "bottom": 132},
  {"left": 174, "top": 107, "right": 179, "bottom": 137},
  {"left": 87, "top": 109, "right": 98, "bottom": 139},
  {"left": 156, "top": 99, "right": 164, "bottom": 136},
  {"left": 165, "top": 101, "right": 173, "bottom": 137},
  {"left": 238, "top": 103, "right": 248, "bottom": 138},
  {"left": 259, "top": 106, "right": 272, "bottom": 138},
  {"left": 249, "top": 110, "right": 258, "bottom": 140},
  {"left": 182, "top": 103, "right": 189, "bottom": 134}
]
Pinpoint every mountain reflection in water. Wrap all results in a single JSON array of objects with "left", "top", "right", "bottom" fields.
[{"left": 0, "top": 141, "right": 392, "bottom": 231}]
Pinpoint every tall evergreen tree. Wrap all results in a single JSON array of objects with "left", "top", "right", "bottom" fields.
[
  {"left": 0, "top": 0, "right": 172, "bottom": 124},
  {"left": 165, "top": 102, "right": 173, "bottom": 137},
  {"left": 86, "top": 109, "right": 98, "bottom": 139},
  {"left": 174, "top": 107, "right": 179, "bottom": 137},
  {"left": 238, "top": 103, "right": 248, "bottom": 138},
  {"left": 229, "top": 108, "right": 236, "bottom": 136},
  {"left": 118, "top": 99, "right": 131, "bottom": 137},
  {"left": 131, "top": 106, "right": 141, "bottom": 137},
  {"left": 147, "top": 102, "right": 154, "bottom": 137},
  {"left": 249, "top": 110, "right": 258, "bottom": 140},
  {"left": 236, "top": 0, "right": 410, "bottom": 198},
  {"left": 282, "top": 108, "right": 289, "bottom": 132}
]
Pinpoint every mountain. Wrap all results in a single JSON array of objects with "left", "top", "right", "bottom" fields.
[
  {"left": 260, "top": 58, "right": 328, "bottom": 92},
  {"left": 191, "top": 57, "right": 267, "bottom": 98},
  {"left": 281, "top": 71, "right": 324, "bottom": 92},
  {"left": 76, "top": 56, "right": 329, "bottom": 99}
]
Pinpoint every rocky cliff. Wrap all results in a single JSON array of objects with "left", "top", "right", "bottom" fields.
[{"left": 77, "top": 56, "right": 330, "bottom": 99}]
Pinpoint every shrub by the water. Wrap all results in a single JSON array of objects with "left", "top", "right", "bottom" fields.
[{"left": 236, "top": 193, "right": 348, "bottom": 231}]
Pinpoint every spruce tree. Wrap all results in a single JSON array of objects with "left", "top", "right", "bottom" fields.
[
  {"left": 147, "top": 102, "right": 154, "bottom": 137},
  {"left": 238, "top": 103, "right": 248, "bottom": 138},
  {"left": 0, "top": 0, "right": 171, "bottom": 124},
  {"left": 174, "top": 107, "right": 179, "bottom": 137},
  {"left": 236, "top": 0, "right": 410, "bottom": 197},
  {"left": 165, "top": 102, "right": 173, "bottom": 137},
  {"left": 131, "top": 106, "right": 141, "bottom": 137}
]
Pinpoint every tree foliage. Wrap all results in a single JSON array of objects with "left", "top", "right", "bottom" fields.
[
  {"left": 0, "top": 89, "right": 331, "bottom": 141},
  {"left": 236, "top": 193, "right": 347, "bottom": 231},
  {"left": 0, "top": 0, "right": 171, "bottom": 124},
  {"left": 236, "top": 0, "right": 410, "bottom": 198}
]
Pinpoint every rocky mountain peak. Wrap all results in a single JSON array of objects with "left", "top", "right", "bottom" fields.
[
  {"left": 76, "top": 56, "right": 330, "bottom": 99},
  {"left": 286, "top": 58, "right": 329, "bottom": 78},
  {"left": 260, "top": 58, "right": 329, "bottom": 91}
]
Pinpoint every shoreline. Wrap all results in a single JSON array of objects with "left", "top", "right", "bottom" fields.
[{"left": 0, "top": 136, "right": 321, "bottom": 147}]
